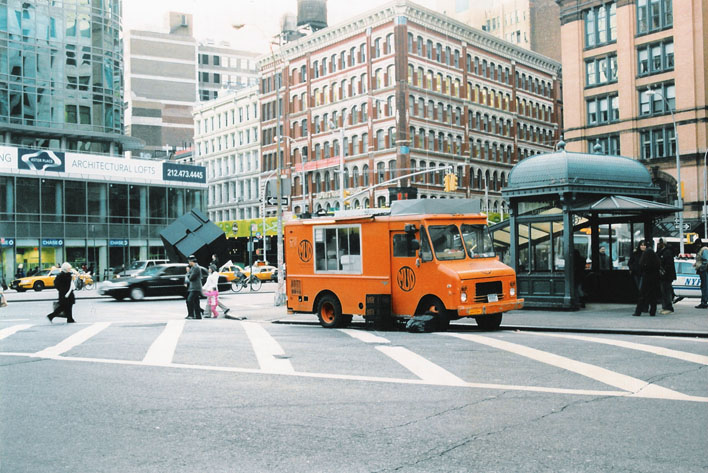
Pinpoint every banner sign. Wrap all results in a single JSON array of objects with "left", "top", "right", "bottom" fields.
[
  {"left": 163, "top": 162, "right": 206, "bottom": 184},
  {"left": 0, "top": 146, "right": 205, "bottom": 188},
  {"left": 0, "top": 238, "right": 15, "bottom": 247},
  {"left": 41, "top": 238, "right": 64, "bottom": 247},
  {"left": 109, "top": 239, "right": 129, "bottom": 247}
]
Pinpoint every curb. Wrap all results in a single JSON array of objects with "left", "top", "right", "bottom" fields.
[{"left": 272, "top": 319, "right": 708, "bottom": 338}]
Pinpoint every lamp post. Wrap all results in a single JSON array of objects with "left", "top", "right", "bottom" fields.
[
  {"left": 277, "top": 135, "right": 307, "bottom": 213},
  {"left": 233, "top": 22, "right": 286, "bottom": 305},
  {"left": 646, "top": 89, "right": 683, "bottom": 254}
]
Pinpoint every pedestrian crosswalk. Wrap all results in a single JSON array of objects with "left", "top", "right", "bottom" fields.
[{"left": 1, "top": 320, "right": 707, "bottom": 403}]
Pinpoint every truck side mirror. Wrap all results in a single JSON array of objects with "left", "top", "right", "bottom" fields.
[
  {"left": 409, "top": 239, "right": 421, "bottom": 251},
  {"left": 404, "top": 223, "right": 417, "bottom": 234}
]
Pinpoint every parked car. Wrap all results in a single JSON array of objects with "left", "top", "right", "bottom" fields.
[
  {"left": 673, "top": 256, "right": 701, "bottom": 299},
  {"left": 11, "top": 268, "right": 94, "bottom": 292},
  {"left": 99, "top": 263, "right": 229, "bottom": 301}
]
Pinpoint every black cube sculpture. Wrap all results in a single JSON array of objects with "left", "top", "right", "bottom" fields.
[{"left": 160, "top": 209, "right": 226, "bottom": 267}]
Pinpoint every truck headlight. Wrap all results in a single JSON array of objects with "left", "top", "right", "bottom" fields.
[
  {"left": 460, "top": 291, "right": 467, "bottom": 302},
  {"left": 510, "top": 287, "right": 516, "bottom": 296}
]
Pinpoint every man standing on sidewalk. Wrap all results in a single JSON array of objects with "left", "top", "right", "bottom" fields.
[
  {"left": 186, "top": 255, "right": 203, "bottom": 319},
  {"left": 694, "top": 238, "right": 708, "bottom": 309}
]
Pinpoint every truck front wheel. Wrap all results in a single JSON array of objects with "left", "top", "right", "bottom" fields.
[
  {"left": 316, "top": 294, "right": 346, "bottom": 328},
  {"left": 476, "top": 313, "right": 502, "bottom": 330}
]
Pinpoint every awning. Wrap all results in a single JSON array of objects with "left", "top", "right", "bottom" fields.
[{"left": 569, "top": 195, "right": 680, "bottom": 214}]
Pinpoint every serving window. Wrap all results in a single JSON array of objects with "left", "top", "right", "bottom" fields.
[{"left": 314, "top": 225, "right": 362, "bottom": 273}]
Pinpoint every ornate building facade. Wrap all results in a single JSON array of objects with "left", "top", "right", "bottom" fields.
[{"left": 258, "top": 0, "right": 562, "bottom": 216}]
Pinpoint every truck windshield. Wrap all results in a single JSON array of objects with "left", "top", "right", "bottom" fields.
[
  {"left": 428, "top": 225, "right": 466, "bottom": 260},
  {"left": 128, "top": 260, "right": 147, "bottom": 270},
  {"left": 460, "top": 224, "right": 495, "bottom": 258}
]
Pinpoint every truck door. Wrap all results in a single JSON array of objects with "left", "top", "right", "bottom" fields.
[{"left": 389, "top": 227, "right": 434, "bottom": 316}]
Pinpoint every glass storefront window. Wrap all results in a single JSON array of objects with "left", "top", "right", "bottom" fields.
[
  {"left": 16, "top": 178, "right": 39, "bottom": 218},
  {"left": 129, "top": 185, "right": 147, "bottom": 225},
  {"left": 149, "top": 187, "right": 167, "bottom": 226},
  {"left": 168, "top": 188, "right": 185, "bottom": 219},
  {"left": 65, "top": 180, "right": 86, "bottom": 222},
  {"left": 0, "top": 176, "right": 14, "bottom": 221},
  {"left": 108, "top": 183, "right": 128, "bottom": 223},
  {"left": 40, "top": 178, "right": 63, "bottom": 222},
  {"left": 87, "top": 182, "right": 107, "bottom": 223}
]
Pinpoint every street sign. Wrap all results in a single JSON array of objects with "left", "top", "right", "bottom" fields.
[{"left": 266, "top": 196, "right": 289, "bottom": 206}]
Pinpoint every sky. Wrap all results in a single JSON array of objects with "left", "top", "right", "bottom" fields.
[{"left": 123, "top": 0, "right": 436, "bottom": 53}]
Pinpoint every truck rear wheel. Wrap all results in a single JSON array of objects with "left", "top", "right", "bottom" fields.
[
  {"left": 416, "top": 298, "right": 451, "bottom": 332},
  {"left": 476, "top": 313, "right": 502, "bottom": 330},
  {"left": 316, "top": 294, "right": 346, "bottom": 328}
]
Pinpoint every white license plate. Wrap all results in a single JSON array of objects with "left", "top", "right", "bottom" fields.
[{"left": 487, "top": 293, "right": 498, "bottom": 302}]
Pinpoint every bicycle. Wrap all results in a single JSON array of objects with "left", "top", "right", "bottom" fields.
[{"left": 231, "top": 273, "right": 262, "bottom": 292}]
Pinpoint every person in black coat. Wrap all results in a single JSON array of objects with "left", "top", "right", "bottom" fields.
[
  {"left": 657, "top": 240, "right": 676, "bottom": 314},
  {"left": 628, "top": 240, "right": 647, "bottom": 289},
  {"left": 46, "top": 262, "right": 76, "bottom": 323},
  {"left": 633, "top": 247, "right": 660, "bottom": 317}
]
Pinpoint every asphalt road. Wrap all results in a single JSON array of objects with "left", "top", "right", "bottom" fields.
[{"left": 1, "top": 296, "right": 707, "bottom": 472}]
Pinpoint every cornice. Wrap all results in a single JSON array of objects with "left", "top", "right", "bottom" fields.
[{"left": 257, "top": 0, "right": 561, "bottom": 76}]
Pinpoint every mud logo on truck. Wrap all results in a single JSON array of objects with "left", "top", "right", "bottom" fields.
[
  {"left": 396, "top": 266, "right": 416, "bottom": 292},
  {"left": 298, "top": 240, "right": 313, "bottom": 262}
]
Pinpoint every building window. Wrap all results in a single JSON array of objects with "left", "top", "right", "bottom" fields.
[
  {"left": 590, "top": 135, "right": 620, "bottom": 155},
  {"left": 585, "top": 54, "right": 617, "bottom": 87},
  {"left": 640, "top": 126, "right": 675, "bottom": 160},
  {"left": 586, "top": 94, "right": 619, "bottom": 125},
  {"left": 637, "top": 40, "right": 674, "bottom": 76},
  {"left": 584, "top": 2, "right": 616, "bottom": 49},
  {"left": 637, "top": 0, "right": 672, "bottom": 35},
  {"left": 639, "top": 82, "right": 675, "bottom": 116}
]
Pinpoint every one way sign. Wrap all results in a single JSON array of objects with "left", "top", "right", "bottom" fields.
[{"left": 266, "top": 196, "right": 289, "bottom": 206}]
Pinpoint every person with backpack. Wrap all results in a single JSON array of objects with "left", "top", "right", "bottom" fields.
[
  {"left": 656, "top": 239, "right": 676, "bottom": 314},
  {"left": 694, "top": 238, "right": 708, "bottom": 309}
]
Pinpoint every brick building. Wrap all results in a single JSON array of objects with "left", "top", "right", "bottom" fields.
[
  {"left": 557, "top": 0, "right": 707, "bottom": 232},
  {"left": 257, "top": 0, "right": 562, "bottom": 216}
]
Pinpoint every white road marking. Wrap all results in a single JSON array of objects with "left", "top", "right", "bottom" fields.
[
  {"left": 524, "top": 332, "right": 708, "bottom": 365},
  {"left": 34, "top": 322, "right": 111, "bottom": 358},
  {"left": 0, "top": 319, "right": 30, "bottom": 322},
  {"left": 338, "top": 329, "right": 390, "bottom": 344},
  {"left": 0, "top": 324, "right": 34, "bottom": 340},
  {"left": 142, "top": 320, "right": 185, "bottom": 365},
  {"left": 241, "top": 321, "right": 294, "bottom": 374},
  {"left": 444, "top": 333, "right": 700, "bottom": 401},
  {"left": 0, "top": 349, "right": 705, "bottom": 402},
  {"left": 377, "top": 345, "right": 467, "bottom": 386}
]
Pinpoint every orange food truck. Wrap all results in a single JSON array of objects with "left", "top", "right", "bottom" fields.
[{"left": 285, "top": 199, "right": 523, "bottom": 330}]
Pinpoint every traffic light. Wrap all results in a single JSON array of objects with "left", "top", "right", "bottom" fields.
[
  {"left": 343, "top": 189, "right": 351, "bottom": 205},
  {"left": 444, "top": 173, "right": 458, "bottom": 192}
]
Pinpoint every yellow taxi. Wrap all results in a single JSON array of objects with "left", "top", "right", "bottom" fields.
[
  {"left": 243, "top": 265, "right": 277, "bottom": 281},
  {"left": 11, "top": 268, "right": 94, "bottom": 292},
  {"left": 218, "top": 264, "right": 246, "bottom": 282}
]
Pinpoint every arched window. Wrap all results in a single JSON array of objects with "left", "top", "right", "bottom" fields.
[
  {"left": 426, "top": 39, "right": 433, "bottom": 59},
  {"left": 352, "top": 166, "right": 360, "bottom": 187},
  {"left": 362, "top": 164, "right": 370, "bottom": 186},
  {"left": 324, "top": 171, "right": 331, "bottom": 191},
  {"left": 386, "top": 33, "right": 394, "bottom": 54},
  {"left": 377, "top": 162, "right": 386, "bottom": 183},
  {"left": 315, "top": 173, "right": 322, "bottom": 193}
]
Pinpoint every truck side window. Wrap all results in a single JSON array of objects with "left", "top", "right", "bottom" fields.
[
  {"left": 419, "top": 227, "right": 433, "bottom": 262},
  {"left": 393, "top": 234, "right": 416, "bottom": 257},
  {"left": 314, "top": 225, "right": 362, "bottom": 273}
]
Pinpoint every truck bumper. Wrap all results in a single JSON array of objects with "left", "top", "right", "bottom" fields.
[{"left": 457, "top": 298, "right": 524, "bottom": 317}]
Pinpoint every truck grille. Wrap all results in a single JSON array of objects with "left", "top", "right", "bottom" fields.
[{"left": 475, "top": 281, "right": 503, "bottom": 303}]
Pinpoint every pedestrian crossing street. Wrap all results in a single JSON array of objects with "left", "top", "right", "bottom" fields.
[{"left": 1, "top": 319, "right": 707, "bottom": 403}]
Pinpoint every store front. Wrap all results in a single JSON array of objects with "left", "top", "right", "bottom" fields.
[{"left": 0, "top": 146, "right": 206, "bottom": 283}]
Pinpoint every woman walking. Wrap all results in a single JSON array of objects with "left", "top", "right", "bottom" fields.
[
  {"left": 633, "top": 247, "right": 661, "bottom": 317},
  {"left": 46, "top": 263, "right": 76, "bottom": 323}
]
